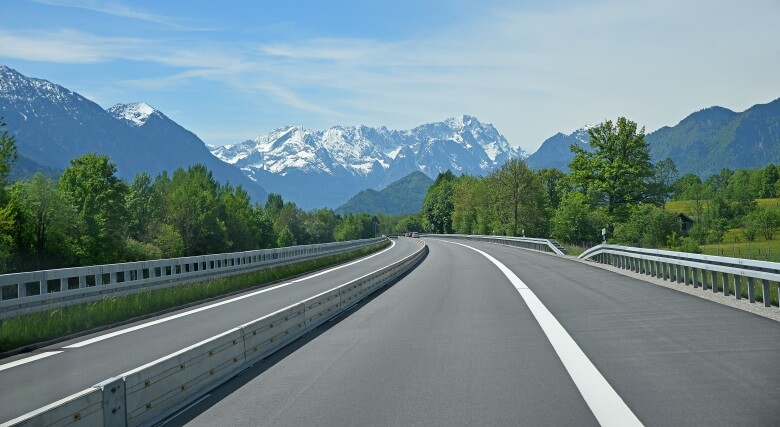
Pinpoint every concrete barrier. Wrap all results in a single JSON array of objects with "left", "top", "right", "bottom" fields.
[
  {"left": 4, "top": 240, "right": 428, "bottom": 427},
  {"left": 123, "top": 328, "right": 245, "bottom": 427}
]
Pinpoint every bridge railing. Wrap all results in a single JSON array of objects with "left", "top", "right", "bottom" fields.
[
  {"left": 423, "top": 234, "right": 566, "bottom": 255},
  {"left": 0, "top": 237, "right": 386, "bottom": 319},
  {"left": 578, "top": 244, "right": 780, "bottom": 307}
]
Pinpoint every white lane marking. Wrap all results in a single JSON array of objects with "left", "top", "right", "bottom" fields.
[
  {"left": 445, "top": 240, "right": 643, "bottom": 427},
  {"left": 0, "top": 351, "right": 63, "bottom": 372},
  {"left": 0, "top": 386, "right": 94, "bottom": 427},
  {"left": 63, "top": 240, "right": 396, "bottom": 349}
]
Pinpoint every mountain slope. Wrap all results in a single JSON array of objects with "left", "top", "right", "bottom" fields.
[
  {"left": 646, "top": 99, "right": 780, "bottom": 176},
  {"left": 525, "top": 127, "right": 592, "bottom": 171},
  {"left": 212, "top": 115, "right": 524, "bottom": 209},
  {"left": 526, "top": 99, "right": 780, "bottom": 176},
  {"left": 336, "top": 171, "right": 434, "bottom": 215},
  {"left": 0, "top": 66, "right": 266, "bottom": 201}
]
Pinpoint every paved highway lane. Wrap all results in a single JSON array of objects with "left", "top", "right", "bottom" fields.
[
  {"left": 174, "top": 238, "right": 601, "bottom": 426},
  {"left": 441, "top": 238, "right": 780, "bottom": 425},
  {"left": 0, "top": 238, "right": 421, "bottom": 423},
  {"left": 173, "top": 237, "right": 780, "bottom": 426}
]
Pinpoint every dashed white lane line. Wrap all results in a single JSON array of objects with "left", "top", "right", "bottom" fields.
[
  {"left": 0, "top": 351, "right": 63, "bottom": 373},
  {"left": 446, "top": 240, "right": 643, "bottom": 427},
  {"left": 61, "top": 240, "right": 396, "bottom": 349}
]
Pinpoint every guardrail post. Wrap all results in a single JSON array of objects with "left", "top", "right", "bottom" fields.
[
  {"left": 712, "top": 271, "right": 718, "bottom": 293},
  {"left": 762, "top": 279, "right": 771, "bottom": 307},
  {"left": 722, "top": 273, "right": 730, "bottom": 297},
  {"left": 97, "top": 377, "right": 127, "bottom": 427},
  {"left": 735, "top": 276, "right": 742, "bottom": 300},
  {"left": 747, "top": 277, "right": 755, "bottom": 303},
  {"left": 682, "top": 266, "right": 689, "bottom": 286},
  {"left": 692, "top": 268, "right": 698, "bottom": 288}
]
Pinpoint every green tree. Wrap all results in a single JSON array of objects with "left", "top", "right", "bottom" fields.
[
  {"left": 537, "top": 168, "right": 566, "bottom": 210},
  {"left": 569, "top": 117, "right": 653, "bottom": 223},
  {"left": 305, "top": 209, "right": 338, "bottom": 243},
  {"left": 422, "top": 171, "right": 456, "bottom": 233},
  {"left": 166, "top": 164, "right": 228, "bottom": 255},
  {"left": 489, "top": 159, "right": 547, "bottom": 236},
  {"left": 219, "top": 184, "right": 261, "bottom": 251},
  {"left": 761, "top": 164, "right": 778, "bottom": 198},
  {"left": 10, "top": 174, "right": 81, "bottom": 269},
  {"left": 645, "top": 158, "right": 678, "bottom": 204},
  {"left": 0, "top": 119, "right": 18, "bottom": 269},
  {"left": 613, "top": 204, "right": 682, "bottom": 248},
  {"left": 126, "top": 172, "right": 158, "bottom": 240},
  {"left": 0, "top": 118, "right": 17, "bottom": 193},
  {"left": 335, "top": 213, "right": 374, "bottom": 241},
  {"left": 59, "top": 153, "right": 128, "bottom": 264},
  {"left": 551, "top": 192, "right": 608, "bottom": 245}
]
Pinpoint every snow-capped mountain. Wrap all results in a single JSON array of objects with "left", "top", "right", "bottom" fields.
[
  {"left": 107, "top": 102, "right": 162, "bottom": 127},
  {"left": 212, "top": 115, "right": 524, "bottom": 208},
  {"left": 525, "top": 126, "right": 593, "bottom": 171},
  {"left": 0, "top": 66, "right": 266, "bottom": 201}
]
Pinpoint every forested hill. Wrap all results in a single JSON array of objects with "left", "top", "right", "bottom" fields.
[
  {"left": 525, "top": 98, "right": 780, "bottom": 176},
  {"left": 646, "top": 98, "right": 780, "bottom": 176},
  {"left": 336, "top": 171, "right": 434, "bottom": 215}
]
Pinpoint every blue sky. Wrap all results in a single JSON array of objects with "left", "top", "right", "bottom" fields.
[{"left": 1, "top": 0, "right": 778, "bottom": 152}]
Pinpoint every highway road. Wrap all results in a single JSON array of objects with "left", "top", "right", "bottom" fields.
[
  {"left": 171, "top": 237, "right": 780, "bottom": 426},
  {"left": 0, "top": 238, "right": 421, "bottom": 423}
]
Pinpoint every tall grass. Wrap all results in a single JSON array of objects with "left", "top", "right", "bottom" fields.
[{"left": 0, "top": 241, "right": 390, "bottom": 353}]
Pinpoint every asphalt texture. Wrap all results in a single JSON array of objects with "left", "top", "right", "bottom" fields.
[
  {"left": 171, "top": 238, "right": 780, "bottom": 426},
  {"left": 0, "top": 238, "right": 420, "bottom": 423}
]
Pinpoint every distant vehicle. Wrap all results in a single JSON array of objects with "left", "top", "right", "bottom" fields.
[{"left": 411, "top": 232, "right": 419, "bottom": 238}]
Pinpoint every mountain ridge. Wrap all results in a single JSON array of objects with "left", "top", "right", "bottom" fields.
[
  {"left": 0, "top": 66, "right": 267, "bottom": 201},
  {"left": 212, "top": 114, "right": 526, "bottom": 208},
  {"left": 335, "top": 171, "right": 434, "bottom": 215}
]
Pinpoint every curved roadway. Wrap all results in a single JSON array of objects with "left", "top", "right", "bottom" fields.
[
  {"left": 171, "top": 237, "right": 780, "bottom": 426},
  {"left": 0, "top": 238, "right": 421, "bottom": 423}
]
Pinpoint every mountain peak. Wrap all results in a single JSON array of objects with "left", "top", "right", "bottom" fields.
[{"left": 107, "top": 102, "right": 160, "bottom": 127}]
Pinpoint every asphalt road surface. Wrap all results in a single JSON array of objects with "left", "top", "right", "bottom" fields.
[
  {"left": 171, "top": 237, "right": 780, "bottom": 426},
  {"left": 0, "top": 238, "right": 420, "bottom": 423}
]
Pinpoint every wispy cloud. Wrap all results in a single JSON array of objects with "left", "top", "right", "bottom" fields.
[{"left": 32, "top": 0, "right": 215, "bottom": 31}]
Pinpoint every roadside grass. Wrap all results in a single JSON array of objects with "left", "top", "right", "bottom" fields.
[
  {"left": 665, "top": 198, "right": 780, "bottom": 216},
  {"left": 561, "top": 244, "right": 586, "bottom": 257},
  {"left": 699, "top": 230, "right": 780, "bottom": 263},
  {"left": 0, "top": 240, "right": 390, "bottom": 353}
]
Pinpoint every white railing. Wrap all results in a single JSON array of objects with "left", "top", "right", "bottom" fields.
[
  {"left": 424, "top": 234, "right": 566, "bottom": 255},
  {"left": 3, "top": 241, "right": 428, "bottom": 427},
  {"left": 579, "top": 244, "right": 780, "bottom": 307},
  {"left": 0, "top": 238, "right": 386, "bottom": 318}
]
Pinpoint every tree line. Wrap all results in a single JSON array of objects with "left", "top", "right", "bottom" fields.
[
  {"left": 0, "top": 121, "right": 384, "bottom": 273},
  {"left": 419, "top": 117, "right": 780, "bottom": 251}
]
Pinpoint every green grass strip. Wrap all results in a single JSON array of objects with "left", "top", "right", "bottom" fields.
[{"left": 0, "top": 240, "right": 390, "bottom": 353}]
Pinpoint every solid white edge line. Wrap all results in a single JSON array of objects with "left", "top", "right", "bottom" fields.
[
  {"left": 121, "top": 239, "right": 419, "bottom": 378},
  {"left": 0, "top": 386, "right": 95, "bottom": 427},
  {"left": 444, "top": 240, "right": 643, "bottom": 427},
  {"left": 0, "top": 351, "right": 63, "bottom": 373},
  {"left": 63, "top": 240, "right": 396, "bottom": 349}
]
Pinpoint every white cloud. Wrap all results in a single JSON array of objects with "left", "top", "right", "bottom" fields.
[{"left": 2, "top": 0, "right": 779, "bottom": 151}]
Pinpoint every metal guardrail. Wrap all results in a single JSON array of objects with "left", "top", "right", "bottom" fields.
[
  {"left": 424, "top": 234, "right": 566, "bottom": 255},
  {"left": 578, "top": 244, "right": 780, "bottom": 307},
  {"left": 3, "top": 240, "right": 428, "bottom": 427},
  {"left": 0, "top": 238, "right": 386, "bottom": 319}
]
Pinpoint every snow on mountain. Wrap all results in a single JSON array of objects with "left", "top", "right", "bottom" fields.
[
  {"left": 211, "top": 115, "right": 525, "bottom": 208},
  {"left": 107, "top": 102, "right": 159, "bottom": 127},
  {"left": 0, "top": 65, "right": 267, "bottom": 202}
]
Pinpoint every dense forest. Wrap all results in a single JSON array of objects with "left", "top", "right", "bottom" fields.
[
  {"left": 0, "top": 121, "right": 389, "bottom": 273},
  {"left": 1, "top": 115, "right": 779, "bottom": 273},
  {"left": 417, "top": 117, "right": 780, "bottom": 252}
]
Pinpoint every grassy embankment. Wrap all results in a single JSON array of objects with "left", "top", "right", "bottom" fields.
[
  {"left": 665, "top": 198, "right": 780, "bottom": 262},
  {"left": 0, "top": 240, "right": 390, "bottom": 353}
]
